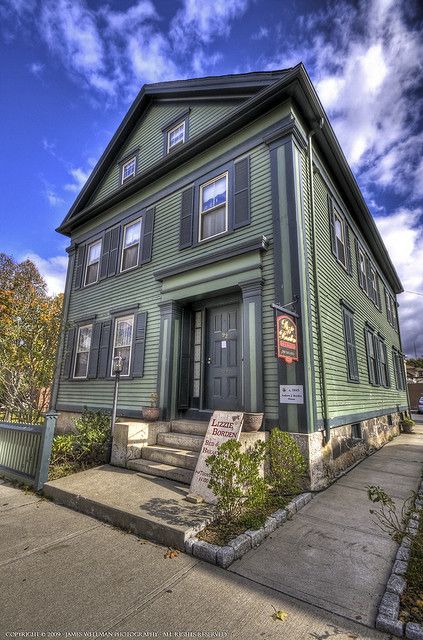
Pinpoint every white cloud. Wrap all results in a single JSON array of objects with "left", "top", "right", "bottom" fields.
[
  {"left": 64, "top": 166, "right": 91, "bottom": 193},
  {"left": 21, "top": 253, "right": 68, "bottom": 296},
  {"left": 171, "top": 0, "right": 249, "bottom": 50},
  {"left": 375, "top": 209, "right": 423, "bottom": 356},
  {"left": 29, "top": 62, "right": 45, "bottom": 77},
  {"left": 252, "top": 26, "right": 269, "bottom": 41},
  {"left": 44, "top": 187, "right": 65, "bottom": 207}
]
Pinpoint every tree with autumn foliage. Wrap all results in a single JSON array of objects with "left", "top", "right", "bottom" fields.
[{"left": 0, "top": 253, "right": 63, "bottom": 423}]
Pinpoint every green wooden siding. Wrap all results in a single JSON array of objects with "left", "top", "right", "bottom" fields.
[
  {"left": 58, "top": 138, "right": 279, "bottom": 419},
  {"left": 89, "top": 101, "right": 241, "bottom": 208},
  {"left": 301, "top": 153, "right": 407, "bottom": 425}
]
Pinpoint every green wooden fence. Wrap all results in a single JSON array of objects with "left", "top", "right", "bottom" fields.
[{"left": 0, "top": 411, "right": 57, "bottom": 490}]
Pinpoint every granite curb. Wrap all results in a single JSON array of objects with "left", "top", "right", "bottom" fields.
[
  {"left": 184, "top": 492, "right": 313, "bottom": 569},
  {"left": 376, "top": 479, "right": 423, "bottom": 638}
]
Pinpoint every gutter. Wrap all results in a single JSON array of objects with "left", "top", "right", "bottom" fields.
[{"left": 307, "top": 120, "right": 331, "bottom": 443}]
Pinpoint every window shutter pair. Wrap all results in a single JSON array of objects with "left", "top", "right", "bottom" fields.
[
  {"left": 179, "top": 157, "right": 250, "bottom": 249},
  {"left": 63, "top": 312, "right": 147, "bottom": 380}
]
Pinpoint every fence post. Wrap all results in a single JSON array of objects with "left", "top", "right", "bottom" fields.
[{"left": 34, "top": 410, "right": 57, "bottom": 491}]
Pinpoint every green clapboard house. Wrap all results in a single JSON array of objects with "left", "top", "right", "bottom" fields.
[{"left": 52, "top": 65, "right": 409, "bottom": 489}]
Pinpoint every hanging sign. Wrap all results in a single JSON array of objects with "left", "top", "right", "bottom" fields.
[
  {"left": 276, "top": 314, "right": 299, "bottom": 363},
  {"left": 189, "top": 411, "right": 244, "bottom": 504}
]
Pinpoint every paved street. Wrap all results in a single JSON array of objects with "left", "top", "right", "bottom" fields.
[{"left": 0, "top": 416, "right": 421, "bottom": 640}]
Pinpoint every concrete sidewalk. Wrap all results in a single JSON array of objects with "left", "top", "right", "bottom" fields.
[
  {"left": 229, "top": 419, "right": 423, "bottom": 628},
  {"left": 0, "top": 479, "right": 386, "bottom": 640}
]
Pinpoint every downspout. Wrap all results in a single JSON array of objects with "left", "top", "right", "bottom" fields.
[
  {"left": 49, "top": 244, "right": 76, "bottom": 411},
  {"left": 307, "top": 119, "right": 331, "bottom": 443}
]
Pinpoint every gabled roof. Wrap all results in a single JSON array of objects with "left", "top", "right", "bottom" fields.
[
  {"left": 57, "top": 64, "right": 403, "bottom": 294},
  {"left": 58, "top": 69, "right": 290, "bottom": 233}
]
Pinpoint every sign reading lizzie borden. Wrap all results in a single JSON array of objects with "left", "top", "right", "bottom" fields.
[
  {"left": 189, "top": 411, "right": 244, "bottom": 504},
  {"left": 276, "top": 314, "right": 299, "bottom": 364}
]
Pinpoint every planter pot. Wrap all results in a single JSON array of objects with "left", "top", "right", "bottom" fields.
[
  {"left": 142, "top": 407, "right": 160, "bottom": 422},
  {"left": 242, "top": 413, "right": 264, "bottom": 432}
]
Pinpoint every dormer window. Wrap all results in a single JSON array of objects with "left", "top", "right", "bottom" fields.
[
  {"left": 121, "top": 156, "right": 136, "bottom": 184},
  {"left": 167, "top": 121, "right": 185, "bottom": 152}
]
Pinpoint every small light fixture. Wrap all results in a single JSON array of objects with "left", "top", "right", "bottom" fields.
[{"left": 112, "top": 354, "right": 124, "bottom": 376}]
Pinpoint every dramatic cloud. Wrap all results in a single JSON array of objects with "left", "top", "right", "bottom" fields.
[
  {"left": 375, "top": 209, "right": 423, "bottom": 356},
  {"left": 64, "top": 166, "right": 92, "bottom": 193},
  {"left": 21, "top": 253, "right": 68, "bottom": 296}
]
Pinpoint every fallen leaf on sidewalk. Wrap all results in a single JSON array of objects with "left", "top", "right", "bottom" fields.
[
  {"left": 164, "top": 548, "right": 179, "bottom": 559},
  {"left": 271, "top": 606, "right": 288, "bottom": 621}
]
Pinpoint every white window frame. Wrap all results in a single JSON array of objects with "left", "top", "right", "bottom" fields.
[
  {"left": 120, "top": 218, "right": 142, "bottom": 273},
  {"left": 167, "top": 120, "right": 186, "bottom": 152},
  {"left": 121, "top": 156, "right": 136, "bottom": 184},
  {"left": 111, "top": 315, "right": 134, "bottom": 378},
  {"left": 84, "top": 239, "right": 102, "bottom": 287},
  {"left": 73, "top": 324, "right": 93, "bottom": 379},
  {"left": 198, "top": 172, "right": 228, "bottom": 243}
]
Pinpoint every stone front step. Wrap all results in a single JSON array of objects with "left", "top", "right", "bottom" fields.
[
  {"left": 127, "top": 458, "right": 194, "bottom": 484},
  {"left": 171, "top": 420, "right": 209, "bottom": 436},
  {"left": 141, "top": 445, "right": 199, "bottom": 470},
  {"left": 157, "top": 431, "right": 204, "bottom": 452}
]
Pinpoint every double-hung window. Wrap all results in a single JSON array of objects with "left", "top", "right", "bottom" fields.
[
  {"left": 85, "top": 240, "right": 101, "bottom": 286},
  {"left": 393, "top": 348, "right": 406, "bottom": 390},
  {"left": 74, "top": 324, "right": 92, "bottom": 379},
  {"left": 199, "top": 173, "right": 228, "bottom": 242},
  {"left": 111, "top": 315, "right": 134, "bottom": 377},
  {"left": 167, "top": 121, "right": 185, "bottom": 151},
  {"left": 378, "top": 338, "right": 390, "bottom": 388},
  {"left": 121, "top": 219, "right": 142, "bottom": 272},
  {"left": 358, "top": 246, "right": 368, "bottom": 293},
  {"left": 333, "top": 210, "right": 346, "bottom": 266},
  {"left": 365, "top": 327, "right": 379, "bottom": 385},
  {"left": 121, "top": 157, "right": 136, "bottom": 184}
]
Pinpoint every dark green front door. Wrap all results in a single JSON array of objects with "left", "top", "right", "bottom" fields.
[{"left": 205, "top": 303, "right": 242, "bottom": 410}]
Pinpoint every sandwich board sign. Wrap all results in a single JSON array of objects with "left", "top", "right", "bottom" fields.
[{"left": 189, "top": 411, "right": 244, "bottom": 504}]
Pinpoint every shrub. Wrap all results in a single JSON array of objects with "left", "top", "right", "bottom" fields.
[
  {"left": 265, "top": 428, "right": 307, "bottom": 496},
  {"left": 400, "top": 417, "right": 415, "bottom": 434},
  {"left": 206, "top": 439, "right": 267, "bottom": 525},
  {"left": 49, "top": 409, "right": 111, "bottom": 476}
]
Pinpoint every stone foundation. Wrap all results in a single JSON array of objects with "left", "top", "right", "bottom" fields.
[{"left": 294, "top": 410, "right": 405, "bottom": 491}]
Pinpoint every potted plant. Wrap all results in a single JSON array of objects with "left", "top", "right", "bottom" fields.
[{"left": 143, "top": 392, "right": 160, "bottom": 422}]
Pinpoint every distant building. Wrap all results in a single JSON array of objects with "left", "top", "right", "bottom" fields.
[{"left": 51, "top": 65, "right": 409, "bottom": 488}]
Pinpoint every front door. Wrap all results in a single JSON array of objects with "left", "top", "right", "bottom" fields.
[{"left": 206, "top": 303, "right": 242, "bottom": 410}]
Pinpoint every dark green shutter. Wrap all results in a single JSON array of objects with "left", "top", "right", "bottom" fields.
[
  {"left": 345, "top": 225, "right": 352, "bottom": 274},
  {"left": 99, "top": 230, "right": 111, "bottom": 280},
  {"left": 328, "top": 195, "right": 336, "bottom": 256},
  {"left": 74, "top": 245, "right": 86, "bottom": 290},
  {"left": 132, "top": 312, "right": 147, "bottom": 377},
  {"left": 108, "top": 227, "right": 120, "bottom": 276},
  {"left": 343, "top": 308, "right": 359, "bottom": 382},
  {"left": 376, "top": 275, "right": 381, "bottom": 309},
  {"left": 63, "top": 327, "right": 76, "bottom": 379},
  {"left": 383, "top": 342, "right": 390, "bottom": 387},
  {"left": 178, "top": 309, "right": 192, "bottom": 409},
  {"left": 365, "top": 257, "right": 372, "bottom": 299},
  {"left": 179, "top": 186, "right": 194, "bottom": 249},
  {"left": 233, "top": 156, "right": 250, "bottom": 229},
  {"left": 140, "top": 208, "right": 154, "bottom": 264},
  {"left": 97, "top": 320, "right": 111, "bottom": 378},
  {"left": 87, "top": 322, "right": 101, "bottom": 379}
]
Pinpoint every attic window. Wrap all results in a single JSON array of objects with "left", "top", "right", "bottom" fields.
[
  {"left": 121, "top": 156, "right": 136, "bottom": 184},
  {"left": 167, "top": 121, "right": 185, "bottom": 151}
]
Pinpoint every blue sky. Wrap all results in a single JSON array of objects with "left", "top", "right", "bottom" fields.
[{"left": 0, "top": 0, "right": 422, "bottom": 355}]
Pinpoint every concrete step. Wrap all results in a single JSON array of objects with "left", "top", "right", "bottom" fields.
[
  {"left": 127, "top": 458, "right": 194, "bottom": 484},
  {"left": 141, "top": 445, "right": 199, "bottom": 470},
  {"left": 171, "top": 420, "right": 209, "bottom": 436},
  {"left": 157, "top": 432, "right": 204, "bottom": 452}
]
